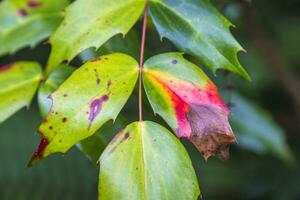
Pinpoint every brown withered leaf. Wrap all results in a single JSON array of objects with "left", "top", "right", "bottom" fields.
[{"left": 187, "top": 104, "right": 237, "bottom": 160}]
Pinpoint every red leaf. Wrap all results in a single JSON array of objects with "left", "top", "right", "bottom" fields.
[{"left": 145, "top": 68, "right": 236, "bottom": 160}]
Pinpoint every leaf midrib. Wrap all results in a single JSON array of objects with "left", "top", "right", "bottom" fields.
[{"left": 138, "top": 122, "right": 148, "bottom": 200}]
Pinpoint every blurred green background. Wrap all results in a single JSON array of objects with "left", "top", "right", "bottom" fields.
[{"left": 1, "top": 0, "right": 300, "bottom": 199}]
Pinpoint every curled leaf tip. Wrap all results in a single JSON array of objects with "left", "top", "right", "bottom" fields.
[{"left": 186, "top": 104, "right": 236, "bottom": 161}]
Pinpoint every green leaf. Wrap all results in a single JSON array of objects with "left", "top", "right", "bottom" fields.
[
  {"left": 148, "top": 0, "right": 250, "bottom": 80},
  {"left": 38, "top": 64, "right": 108, "bottom": 163},
  {"left": 0, "top": 0, "right": 69, "bottom": 56},
  {"left": 29, "top": 53, "right": 139, "bottom": 165},
  {"left": 46, "top": 0, "right": 146, "bottom": 75},
  {"left": 38, "top": 64, "right": 75, "bottom": 117},
  {"left": 99, "top": 121, "right": 200, "bottom": 200},
  {"left": 143, "top": 53, "right": 235, "bottom": 160},
  {"left": 0, "top": 62, "right": 42, "bottom": 123},
  {"left": 230, "top": 93, "right": 294, "bottom": 163}
]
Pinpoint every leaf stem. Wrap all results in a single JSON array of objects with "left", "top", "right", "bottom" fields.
[{"left": 138, "top": 6, "right": 148, "bottom": 122}]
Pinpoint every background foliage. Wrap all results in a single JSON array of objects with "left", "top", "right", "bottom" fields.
[{"left": 0, "top": 0, "right": 300, "bottom": 199}]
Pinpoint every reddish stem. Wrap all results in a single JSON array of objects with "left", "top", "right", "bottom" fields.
[{"left": 138, "top": 6, "right": 148, "bottom": 121}]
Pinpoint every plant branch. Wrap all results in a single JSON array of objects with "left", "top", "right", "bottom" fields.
[{"left": 138, "top": 6, "right": 148, "bottom": 122}]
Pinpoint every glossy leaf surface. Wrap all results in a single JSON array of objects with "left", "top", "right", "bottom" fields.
[
  {"left": 29, "top": 53, "right": 139, "bottom": 165},
  {"left": 99, "top": 121, "right": 200, "bottom": 200},
  {"left": 143, "top": 53, "right": 236, "bottom": 160},
  {"left": 0, "top": 0, "right": 69, "bottom": 56},
  {"left": 148, "top": 0, "right": 250, "bottom": 80},
  {"left": 0, "top": 62, "right": 42, "bottom": 123},
  {"left": 46, "top": 0, "right": 145, "bottom": 74},
  {"left": 37, "top": 64, "right": 110, "bottom": 164}
]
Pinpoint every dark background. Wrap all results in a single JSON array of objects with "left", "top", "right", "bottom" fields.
[{"left": 1, "top": 0, "right": 300, "bottom": 199}]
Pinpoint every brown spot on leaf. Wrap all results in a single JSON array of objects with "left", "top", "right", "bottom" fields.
[
  {"left": 172, "top": 59, "right": 178, "bottom": 64},
  {"left": 186, "top": 104, "right": 236, "bottom": 161},
  {"left": 94, "top": 69, "right": 100, "bottom": 85},
  {"left": 107, "top": 80, "right": 112, "bottom": 90},
  {"left": 18, "top": 9, "right": 28, "bottom": 17},
  {"left": 62, "top": 117, "right": 67, "bottom": 123},
  {"left": 63, "top": 93, "right": 68, "bottom": 97},
  {"left": 27, "top": 1, "right": 42, "bottom": 8}
]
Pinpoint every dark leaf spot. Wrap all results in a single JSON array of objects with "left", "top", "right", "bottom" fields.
[
  {"left": 108, "top": 131, "right": 130, "bottom": 155},
  {"left": 124, "top": 132, "right": 130, "bottom": 140},
  {"left": 88, "top": 95, "right": 109, "bottom": 129},
  {"left": 172, "top": 59, "right": 178, "bottom": 64},
  {"left": 107, "top": 80, "right": 112, "bottom": 90},
  {"left": 62, "top": 117, "right": 67, "bottom": 123},
  {"left": 27, "top": 1, "right": 42, "bottom": 8},
  {"left": 18, "top": 9, "right": 28, "bottom": 17},
  {"left": 94, "top": 69, "right": 100, "bottom": 85}
]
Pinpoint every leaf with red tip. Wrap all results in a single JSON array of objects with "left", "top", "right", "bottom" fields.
[
  {"left": 143, "top": 53, "right": 236, "bottom": 160},
  {"left": 0, "top": 62, "right": 42, "bottom": 123},
  {"left": 29, "top": 53, "right": 138, "bottom": 166}
]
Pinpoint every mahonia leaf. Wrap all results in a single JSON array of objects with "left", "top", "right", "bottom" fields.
[
  {"left": 0, "top": 0, "right": 69, "bottom": 56},
  {"left": 0, "top": 62, "right": 42, "bottom": 123},
  {"left": 148, "top": 0, "right": 250, "bottom": 80},
  {"left": 46, "top": 0, "right": 146, "bottom": 75},
  {"left": 38, "top": 64, "right": 110, "bottom": 164},
  {"left": 99, "top": 121, "right": 200, "bottom": 200},
  {"left": 143, "top": 53, "right": 236, "bottom": 160},
  {"left": 29, "top": 53, "right": 138, "bottom": 166}
]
